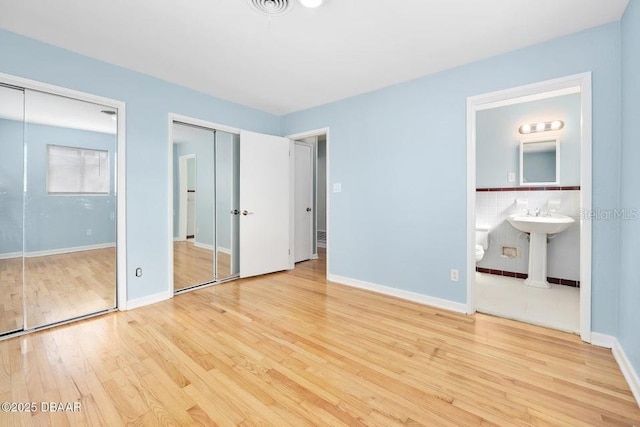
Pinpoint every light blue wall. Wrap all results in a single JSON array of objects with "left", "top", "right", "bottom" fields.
[
  {"left": 0, "top": 28, "right": 280, "bottom": 300},
  {"left": 476, "top": 93, "right": 581, "bottom": 188},
  {"left": 0, "top": 119, "right": 116, "bottom": 254},
  {"left": 619, "top": 1, "right": 640, "bottom": 382},
  {"left": 282, "top": 23, "right": 622, "bottom": 334},
  {"left": 24, "top": 122, "right": 116, "bottom": 253}
]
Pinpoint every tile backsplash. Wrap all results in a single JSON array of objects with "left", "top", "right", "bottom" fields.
[{"left": 476, "top": 189, "right": 580, "bottom": 281}]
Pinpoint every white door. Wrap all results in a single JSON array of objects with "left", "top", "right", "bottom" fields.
[
  {"left": 294, "top": 142, "right": 313, "bottom": 262},
  {"left": 239, "top": 130, "right": 291, "bottom": 278}
]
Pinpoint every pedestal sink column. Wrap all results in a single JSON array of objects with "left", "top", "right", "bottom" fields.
[{"left": 524, "top": 232, "right": 551, "bottom": 288}]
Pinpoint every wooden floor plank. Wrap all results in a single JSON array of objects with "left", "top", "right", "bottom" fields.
[{"left": 0, "top": 251, "right": 639, "bottom": 426}]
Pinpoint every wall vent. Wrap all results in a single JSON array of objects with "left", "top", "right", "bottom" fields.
[{"left": 247, "top": 0, "right": 293, "bottom": 16}]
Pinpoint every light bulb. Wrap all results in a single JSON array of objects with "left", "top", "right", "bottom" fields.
[
  {"left": 300, "top": 0, "right": 323, "bottom": 8},
  {"left": 536, "top": 122, "right": 545, "bottom": 132},
  {"left": 551, "top": 120, "right": 562, "bottom": 130},
  {"left": 520, "top": 124, "right": 531, "bottom": 134}
]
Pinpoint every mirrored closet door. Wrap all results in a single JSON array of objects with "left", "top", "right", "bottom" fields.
[
  {"left": 0, "top": 85, "right": 26, "bottom": 335},
  {"left": 172, "top": 121, "right": 240, "bottom": 292},
  {"left": 0, "top": 85, "right": 118, "bottom": 335}
]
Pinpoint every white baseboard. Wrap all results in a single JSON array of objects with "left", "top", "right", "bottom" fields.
[
  {"left": 612, "top": 338, "right": 640, "bottom": 407},
  {"left": 327, "top": 274, "right": 467, "bottom": 314},
  {"left": 1, "top": 243, "right": 116, "bottom": 259},
  {"left": 591, "top": 332, "right": 616, "bottom": 349},
  {"left": 126, "top": 290, "right": 172, "bottom": 310},
  {"left": 193, "top": 241, "right": 214, "bottom": 251},
  {"left": 589, "top": 332, "right": 640, "bottom": 408},
  {"left": 0, "top": 251, "right": 22, "bottom": 260},
  {"left": 217, "top": 246, "right": 231, "bottom": 255}
]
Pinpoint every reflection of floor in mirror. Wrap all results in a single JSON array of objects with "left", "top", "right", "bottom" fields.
[
  {"left": 173, "top": 241, "right": 214, "bottom": 290},
  {"left": 0, "top": 257, "right": 24, "bottom": 333},
  {"left": 0, "top": 248, "right": 117, "bottom": 332}
]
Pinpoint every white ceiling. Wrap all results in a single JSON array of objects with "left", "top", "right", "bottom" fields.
[
  {"left": 0, "top": 0, "right": 629, "bottom": 115},
  {"left": 0, "top": 85, "right": 117, "bottom": 134}
]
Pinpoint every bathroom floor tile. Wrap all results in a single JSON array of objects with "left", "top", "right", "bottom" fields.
[{"left": 475, "top": 272, "right": 580, "bottom": 333}]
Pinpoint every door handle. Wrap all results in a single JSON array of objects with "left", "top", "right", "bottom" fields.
[
  {"left": 306, "top": 207, "right": 312, "bottom": 212},
  {"left": 230, "top": 209, "right": 240, "bottom": 215},
  {"left": 242, "top": 210, "right": 254, "bottom": 216}
]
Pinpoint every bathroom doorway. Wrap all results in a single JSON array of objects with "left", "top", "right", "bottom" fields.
[{"left": 467, "top": 74, "right": 592, "bottom": 341}]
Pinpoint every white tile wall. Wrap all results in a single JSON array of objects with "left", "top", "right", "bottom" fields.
[{"left": 476, "top": 190, "right": 580, "bottom": 281}]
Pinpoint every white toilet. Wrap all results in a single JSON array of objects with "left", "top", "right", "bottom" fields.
[{"left": 475, "top": 228, "right": 489, "bottom": 263}]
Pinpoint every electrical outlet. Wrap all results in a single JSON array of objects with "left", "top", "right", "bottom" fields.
[
  {"left": 508, "top": 172, "right": 516, "bottom": 183},
  {"left": 333, "top": 183, "right": 342, "bottom": 193},
  {"left": 450, "top": 269, "right": 459, "bottom": 282},
  {"left": 86, "top": 229, "right": 92, "bottom": 236}
]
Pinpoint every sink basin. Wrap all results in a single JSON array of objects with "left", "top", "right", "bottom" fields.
[
  {"left": 507, "top": 213, "right": 575, "bottom": 235},
  {"left": 506, "top": 213, "right": 576, "bottom": 288}
]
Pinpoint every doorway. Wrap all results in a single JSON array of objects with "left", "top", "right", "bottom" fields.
[
  {"left": 467, "top": 73, "right": 592, "bottom": 341},
  {"left": 289, "top": 129, "right": 329, "bottom": 275}
]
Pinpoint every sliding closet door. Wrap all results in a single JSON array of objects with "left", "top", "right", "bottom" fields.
[
  {"left": 239, "top": 130, "right": 291, "bottom": 278},
  {"left": 23, "top": 90, "right": 117, "bottom": 328},
  {"left": 0, "top": 85, "right": 25, "bottom": 335},
  {"left": 215, "top": 130, "right": 240, "bottom": 280},
  {"left": 172, "top": 122, "right": 215, "bottom": 291}
]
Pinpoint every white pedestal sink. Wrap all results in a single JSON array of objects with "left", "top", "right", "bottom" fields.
[{"left": 507, "top": 213, "right": 575, "bottom": 288}]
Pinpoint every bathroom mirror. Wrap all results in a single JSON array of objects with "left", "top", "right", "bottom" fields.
[{"left": 520, "top": 137, "right": 559, "bottom": 186}]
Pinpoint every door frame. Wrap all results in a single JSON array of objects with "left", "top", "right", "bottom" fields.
[
  {"left": 177, "top": 154, "right": 196, "bottom": 241},
  {"left": 0, "top": 71, "right": 127, "bottom": 313},
  {"left": 294, "top": 141, "right": 315, "bottom": 262},
  {"left": 286, "top": 128, "right": 330, "bottom": 277},
  {"left": 466, "top": 72, "right": 592, "bottom": 342},
  {"left": 167, "top": 113, "right": 240, "bottom": 297}
]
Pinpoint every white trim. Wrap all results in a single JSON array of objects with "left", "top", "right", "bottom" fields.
[
  {"left": 125, "top": 290, "right": 172, "bottom": 311},
  {"left": 590, "top": 332, "right": 616, "bottom": 349},
  {"left": 0, "top": 252, "right": 22, "bottom": 260},
  {"left": 466, "top": 72, "right": 593, "bottom": 340},
  {"left": 170, "top": 113, "right": 240, "bottom": 135},
  {"left": 178, "top": 154, "right": 196, "bottom": 240},
  {"left": 0, "top": 71, "right": 127, "bottom": 312},
  {"left": 217, "top": 246, "right": 231, "bottom": 255},
  {"left": 194, "top": 241, "right": 215, "bottom": 251},
  {"left": 286, "top": 128, "right": 331, "bottom": 278},
  {"left": 612, "top": 339, "right": 640, "bottom": 407},
  {"left": 328, "top": 274, "right": 468, "bottom": 314},
  {"left": 22, "top": 243, "right": 116, "bottom": 258}
]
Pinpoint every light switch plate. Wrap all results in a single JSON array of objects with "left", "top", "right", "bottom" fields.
[{"left": 333, "top": 183, "right": 342, "bottom": 193}]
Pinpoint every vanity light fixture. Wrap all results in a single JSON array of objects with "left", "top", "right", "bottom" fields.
[
  {"left": 519, "top": 120, "right": 564, "bottom": 134},
  {"left": 299, "top": 0, "right": 323, "bottom": 8}
]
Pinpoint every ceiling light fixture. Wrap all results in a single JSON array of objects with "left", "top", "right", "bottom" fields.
[
  {"left": 519, "top": 120, "right": 564, "bottom": 134},
  {"left": 299, "top": 0, "right": 323, "bottom": 8}
]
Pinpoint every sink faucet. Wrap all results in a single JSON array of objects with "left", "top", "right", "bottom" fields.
[{"left": 535, "top": 208, "right": 540, "bottom": 217}]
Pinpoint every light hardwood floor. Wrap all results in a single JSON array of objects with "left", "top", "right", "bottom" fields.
[
  {"left": 1, "top": 252, "right": 639, "bottom": 425},
  {"left": 0, "top": 248, "right": 116, "bottom": 333},
  {"left": 173, "top": 241, "right": 234, "bottom": 291}
]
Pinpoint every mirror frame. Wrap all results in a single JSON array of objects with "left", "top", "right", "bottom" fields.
[{"left": 519, "top": 136, "right": 560, "bottom": 186}]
